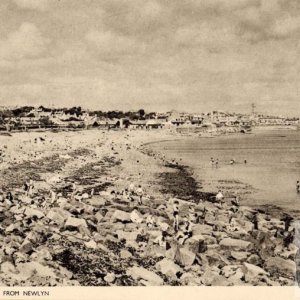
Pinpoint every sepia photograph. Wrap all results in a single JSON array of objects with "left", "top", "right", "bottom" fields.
[{"left": 0, "top": 0, "right": 300, "bottom": 299}]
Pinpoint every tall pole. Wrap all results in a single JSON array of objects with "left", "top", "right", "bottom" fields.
[{"left": 251, "top": 103, "right": 256, "bottom": 115}]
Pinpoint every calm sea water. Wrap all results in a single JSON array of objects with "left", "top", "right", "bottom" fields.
[{"left": 150, "top": 129, "right": 300, "bottom": 213}]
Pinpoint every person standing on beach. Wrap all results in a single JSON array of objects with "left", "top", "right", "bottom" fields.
[
  {"left": 28, "top": 180, "right": 34, "bottom": 197},
  {"left": 216, "top": 190, "right": 224, "bottom": 203},
  {"left": 50, "top": 190, "right": 56, "bottom": 203},
  {"left": 176, "top": 218, "right": 193, "bottom": 244},
  {"left": 173, "top": 200, "right": 179, "bottom": 232},
  {"left": 251, "top": 211, "right": 259, "bottom": 230},
  {"left": 281, "top": 214, "right": 293, "bottom": 232},
  {"left": 136, "top": 185, "right": 144, "bottom": 205},
  {"left": 23, "top": 181, "right": 29, "bottom": 194},
  {"left": 210, "top": 157, "right": 214, "bottom": 168},
  {"left": 297, "top": 181, "right": 300, "bottom": 193},
  {"left": 188, "top": 205, "right": 196, "bottom": 223},
  {"left": 215, "top": 159, "right": 219, "bottom": 168},
  {"left": 231, "top": 192, "right": 240, "bottom": 207},
  {"left": 128, "top": 183, "right": 135, "bottom": 196}
]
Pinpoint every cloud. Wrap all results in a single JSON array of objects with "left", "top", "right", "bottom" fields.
[
  {"left": 13, "top": 0, "right": 49, "bottom": 11},
  {"left": 0, "top": 22, "right": 50, "bottom": 61},
  {"left": 85, "top": 29, "right": 145, "bottom": 58},
  {"left": 271, "top": 15, "right": 300, "bottom": 37},
  {"left": 234, "top": 0, "right": 300, "bottom": 42},
  {"left": 175, "top": 22, "right": 237, "bottom": 51},
  {"left": 0, "top": 0, "right": 300, "bottom": 116}
]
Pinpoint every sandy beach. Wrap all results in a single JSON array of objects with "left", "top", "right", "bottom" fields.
[{"left": 0, "top": 129, "right": 297, "bottom": 286}]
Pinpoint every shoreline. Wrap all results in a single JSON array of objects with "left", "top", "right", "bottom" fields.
[
  {"left": 140, "top": 140, "right": 295, "bottom": 220},
  {"left": 141, "top": 130, "right": 300, "bottom": 219}
]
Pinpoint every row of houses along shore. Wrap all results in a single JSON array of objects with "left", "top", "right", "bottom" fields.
[{"left": 0, "top": 106, "right": 299, "bottom": 132}]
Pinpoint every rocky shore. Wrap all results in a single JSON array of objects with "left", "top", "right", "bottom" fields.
[{"left": 0, "top": 129, "right": 297, "bottom": 286}]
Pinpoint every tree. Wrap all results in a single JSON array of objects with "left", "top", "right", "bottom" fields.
[
  {"left": 138, "top": 109, "right": 145, "bottom": 119},
  {"left": 39, "top": 116, "right": 54, "bottom": 126}
]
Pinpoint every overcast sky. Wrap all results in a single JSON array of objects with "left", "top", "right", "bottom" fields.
[{"left": 0, "top": 0, "right": 300, "bottom": 116}]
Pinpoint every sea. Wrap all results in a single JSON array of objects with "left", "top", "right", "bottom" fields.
[{"left": 149, "top": 128, "right": 300, "bottom": 214}]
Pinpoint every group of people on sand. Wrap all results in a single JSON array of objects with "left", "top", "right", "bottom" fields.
[
  {"left": 114, "top": 183, "right": 145, "bottom": 206},
  {"left": 0, "top": 178, "right": 37, "bottom": 208}
]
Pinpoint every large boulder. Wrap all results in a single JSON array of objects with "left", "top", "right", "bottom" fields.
[
  {"left": 87, "top": 196, "right": 106, "bottom": 208},
  {"left": 180, "top": 272, "right": 201, "bottom": 285},
  {"left": 111, "top": 210, "right": 131, "bottom": 223},
  {"left": 127, "top": 266, "right": 164, "bottom": 286},
  {"left": 24, "top": 207, "right": 45, "bottom": 219},
  {"left": 64, "top": 216, "right": 88, "bottom": 231},
  {"left": 95, "top": 211, "right": 103, "bottom": 223},
  {"left": 222, "top": 265, "right": 242, "bottom": 278},
  {"left": 116, "top": 230, "right": 138, "bottom": 242},
  {"left": 192, "top": 224, "right": 212, "bottom": 235},
  {"left": 205, "top": 249, "right": 230, "bottom": 268},
  {"left": 184, "top": 235, "right": 207, "bottom": 254},
  {"left": 30, "top": 247, "right": 52, "bottom": 262},
  {"left": 264, "top": 257, "right": 296, "bottom": 278},
  {"left": 175, "top": 247, "right": 196, "bottom": 267},
  {"left": 19, "top": 240, "right": 33, "bottom": 254},
  {"left": 46, "top": 208, "right": 70, "bottom": 226},
  {"left": 230, "top": 251, "right": 249, "bottom": 261},
  {"left": 1, "top": 262, "right": 16, "bottom": 274},
  {"left": 200, "top": 268, "right": 224, "bottom": 286},
  {"left": 219, "top": 238, "right": 252, "bottom": 251},
  {"left": 247, "top": 254, "right": 263, "bottom": 266},
  {"left": 16, "top": 262, "right": 56, "bottom": 281},
  {"left": 84, "top": 240, "right": 97, "bottom": 249},
  {"left": 243, "top": 262, "right": 269, "bottom": 283},
  {"left": 155, "top": 258, "right": 183, "bottom": 280},
  {"left": 130, "top": 210, "right": 143, "bottom": 224}
]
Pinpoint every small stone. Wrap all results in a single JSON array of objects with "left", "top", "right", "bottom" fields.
[
  {"left": 120, "top": 249, "right": 132, "bottom": 259},
  {"left": 84, "top": 240, "right": 97, "bottom": 249},
  {"left": 104, "top": 273, "right": 115, "bottom": 284}
]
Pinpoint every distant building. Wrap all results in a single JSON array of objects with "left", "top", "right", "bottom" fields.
[
  {"left": 146, "top": 119, "right": 165, "bottom": 129},
  {"left": 259, "top": 116, "right": 286, "bottom": 125},
  {"left": 128, "top": 120, "right": 147, "bottom": 129}
]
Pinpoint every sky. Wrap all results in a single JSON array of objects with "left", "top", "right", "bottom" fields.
[{"left": 0, "top": 0, "right": 300, "bottom": 116}]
